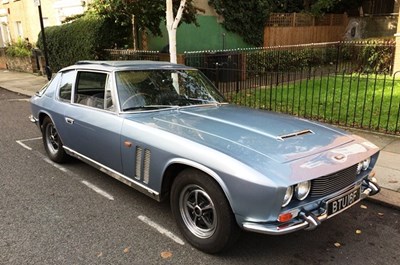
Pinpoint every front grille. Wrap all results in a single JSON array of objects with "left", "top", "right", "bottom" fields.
[{"left": 310, "top": 164, "right": 357, "bottom": 198}]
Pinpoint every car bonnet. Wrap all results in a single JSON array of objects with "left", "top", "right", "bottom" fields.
[{"left": 129, "top": 105, "right": 356, "bottom": 165}]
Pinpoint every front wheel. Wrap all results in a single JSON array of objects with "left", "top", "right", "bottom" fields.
[
  {"left": 170, "top": 169, "right": 240, "bottom": 253},
  {"left": 42, "top": 117, "right": 67, "bottom": 163}
]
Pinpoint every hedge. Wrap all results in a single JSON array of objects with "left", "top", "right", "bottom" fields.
[{"left": 37, "top": 17, "right": 129, "bottom": 71}]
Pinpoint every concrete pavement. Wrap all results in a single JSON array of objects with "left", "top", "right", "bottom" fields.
[{"left": 1, "top": 69, "right": 399, "bottom": 209}]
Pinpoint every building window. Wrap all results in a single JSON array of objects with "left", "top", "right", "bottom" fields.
[{"left": 15, "top": 21, "right": 23, "bottom": 38}]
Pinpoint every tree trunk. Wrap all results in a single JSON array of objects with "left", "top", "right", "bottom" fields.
[
  {"left": 132, "top": 15, "right": 137, "bottom": 50},
  {"left": 166, "top": 0, "right": 187, "bottom": 64}
]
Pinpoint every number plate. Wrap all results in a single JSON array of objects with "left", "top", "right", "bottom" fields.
[{"left": 327, "top": 188, "right": 361, "bottom": 216}]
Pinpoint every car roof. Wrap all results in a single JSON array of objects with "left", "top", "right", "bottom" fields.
[{"left": 60, "top": 60, "right": 195, "bottom": 72}]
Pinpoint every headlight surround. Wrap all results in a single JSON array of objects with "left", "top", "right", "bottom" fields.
[
  {"left": 295, "top": 180, "right": 311, "bottom": 201},
  {"left": 282, "top": 186, "right": 293, "bottom": 207},
  {"left": 362, "top": 157, "right": 371, "bottom": 170},
  {"left": 357, "top": 156, "right": 372, "bottom": 174},
  {"left": 357, "top": 162, "right": 363, "bottom": 174}
]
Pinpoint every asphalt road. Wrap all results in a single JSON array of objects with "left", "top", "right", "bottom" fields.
[{"left": 1, "top": 88, "right": 399, "bottom": 265}]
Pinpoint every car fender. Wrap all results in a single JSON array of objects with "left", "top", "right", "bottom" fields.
[{"left": 164, "top": 157, "right": 233, "bottom": 206}]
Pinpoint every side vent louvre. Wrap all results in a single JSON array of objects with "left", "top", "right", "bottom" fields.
[
  {"left": 277, "top": 129, "right": 314, "bottom": 141},
  {"left": 143, "top": 149, "right": 151, "bottom": 184},
  {"left": 134, "top": 146, "right": 151, "bottom": 184},
  {"left": 135, "top": 147, "right": 143, "bottom": 180}
]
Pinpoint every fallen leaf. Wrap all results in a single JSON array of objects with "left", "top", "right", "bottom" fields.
[
  {"left": 97, "top": 252, "right": 103, "bottom": 257},
  {"left": 356, "top": 229, "right": 362, "bottom": 234},
  {"left": 334, "top": 242, "right": 341, "bottom": 248},
  {"left": 161, "top": 251, "right": 173, "bottom": 259},
  {"left": 123, "top": 247, "right": 130, "bottom": 254},
  {"left": 360, "top": 205, "right": 367, "bottom": 209},
  {"left": 378, "top": 212, "right": 384, "bottom": 216}
]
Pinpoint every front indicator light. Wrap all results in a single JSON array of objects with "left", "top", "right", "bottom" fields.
[
  {"left": 295, "top": 181, "right": 311, "bottom": 201},
  {"left": 278, "top": 212, "right": 293, "bottom": 223},
  {"left": 282, "top": 186, "right": 293, "bottom": 207}
]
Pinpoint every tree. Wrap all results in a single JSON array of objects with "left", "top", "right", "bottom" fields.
[
  {"left": 209, "top": 0, "right": 273, "bottom": 46},
  {"left": 87, "top": 0, "right": 197, "bottom": 49},
  {"left": 274, "top": 0, "right": 363, "bottom": 15}
]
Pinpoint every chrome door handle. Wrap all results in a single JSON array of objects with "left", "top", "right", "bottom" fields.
[{"left": 65, "top": 117, "right": 74, "bottom": 124}]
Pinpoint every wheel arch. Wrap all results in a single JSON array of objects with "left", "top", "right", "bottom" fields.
[
  {"left": 38, "top": 111, "right": 53, "bottom": 131},
  {"left": 160, "top": 159, "right": 233, "bottom": 208}
]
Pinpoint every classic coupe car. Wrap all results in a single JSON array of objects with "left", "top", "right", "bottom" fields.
[{"left": 30, "top": 61, "right": 380, "bottom": 253}]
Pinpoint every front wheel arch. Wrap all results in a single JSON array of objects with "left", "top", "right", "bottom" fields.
[{"left": 161, "top": 161, "right": 232, "bottom": 206}]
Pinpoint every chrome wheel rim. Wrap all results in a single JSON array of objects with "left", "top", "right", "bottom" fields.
[
  {"left": 179, "top": 184, "right": 217, "bottom": 239},
  {"left": 46, "top": 124, "right": 60, "bottom": 155}
]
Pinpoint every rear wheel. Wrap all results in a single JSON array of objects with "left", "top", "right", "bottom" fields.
[
  {"left": 170, "top": 168, "right": 240, "bottom": 253},
  {"left": 42, "top": 117, "right": 67, "bottom": 163}
]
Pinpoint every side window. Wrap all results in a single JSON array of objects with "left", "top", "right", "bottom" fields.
[
  {"left": 58, "top": 71, "right": 76, "bottom": 102},
  {"left": 74, "top": 71, "right": 112, "bottom": 110}
]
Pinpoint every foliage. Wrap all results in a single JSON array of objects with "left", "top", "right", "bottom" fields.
[
  {"left": 37, "top": 16, "right": 130, "bottom": 71},
  {"left": 87, "top": 0, "right": 198, "bottom": 37},
  {"left": 357, "top": 42, "right": 395, "bottom": 74},
  {"left": 244, "top": 40, "right": 393, "bottom": 75},
  {"left": 6, "top": 38, "right": 32, "bottom": 57},
  {"left": 245, "top": 46, "right": 340, "bottom": 74},
  {"left": 208, "top": 0, "right": 272, "bottom": 46}
]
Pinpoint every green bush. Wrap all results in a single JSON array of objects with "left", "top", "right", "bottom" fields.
[
  {"left": 37, "top": 16, "right": 130, "bottom": 71},
  {"left": 6, "top": 38, "right": 32, "bottom": 57}
]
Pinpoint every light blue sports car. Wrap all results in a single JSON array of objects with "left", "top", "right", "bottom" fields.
[{"left": 30, "top": 61, "right": 380, "bottom": 253}]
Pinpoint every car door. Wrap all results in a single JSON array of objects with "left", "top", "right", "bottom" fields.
[{"left": 62, "top": 70, "right": 123, "bottom": 173}]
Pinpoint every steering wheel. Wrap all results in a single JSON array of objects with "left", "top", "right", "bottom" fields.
[{"left": 121, "top": 93, "right": 150, "bottom": 110}]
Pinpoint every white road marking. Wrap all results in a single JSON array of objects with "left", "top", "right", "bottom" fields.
[
  {"left": 16, "top": 137, "right": 42, "bottom": 151},
  {"left": 81, "top": 180, "right": 115, "bottom": 201},
  {"left": 7, "top": 98, "right": 30, "bottom": 102},
  {"left": 43, "top": 157, "right": 68, "bottom": 173},
  {"left": 138, "top": 215, "right": 185, "bottom": 245},
  {"left": 16, "top": 140, "right": 32, "bottom": 151},
  {"left": 17, "top": 136, "right": 116, "bottom": 202}
]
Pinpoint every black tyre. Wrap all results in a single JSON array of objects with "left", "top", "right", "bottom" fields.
[
  {"left": 42, "top": 117, "right": 67, "bottom": 163},
  {"left": 170, "top": 168, "right": 240, "bottom": 253}
]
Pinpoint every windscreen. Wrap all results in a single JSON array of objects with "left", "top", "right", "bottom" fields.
[{"left": 115, "top": 69, "right": 226, "bottom": 111}]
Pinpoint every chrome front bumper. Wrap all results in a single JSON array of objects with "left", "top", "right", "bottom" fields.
[{"left": 242, "top": 178, "right": 380, "bottom": 235}]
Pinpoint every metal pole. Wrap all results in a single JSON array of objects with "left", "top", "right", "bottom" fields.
[{"left": 37, "top": 4, "right": 51, "bottom": 80}]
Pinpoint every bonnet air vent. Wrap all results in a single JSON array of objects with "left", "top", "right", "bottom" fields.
[{"left": 277, "top": 129, "right": 314, "bottom": 141}]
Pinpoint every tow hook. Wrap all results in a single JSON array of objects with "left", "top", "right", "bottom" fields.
[
  {"left": 299, "top": 211, "right": 321, "bottom": 230},
  {"left": 363, "top": 178, "right": 381, "bottom": 196}
]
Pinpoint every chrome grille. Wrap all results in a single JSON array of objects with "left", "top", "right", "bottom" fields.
[{"left": 310, "top": 164, "right": 357, "bottom": 198}]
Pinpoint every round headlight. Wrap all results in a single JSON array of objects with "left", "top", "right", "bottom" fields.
[
  {"left": 362, "top": 157, "right": 371, "bottom": 171},
  {"left": 295, "top": 181, "right": 311, "bottom": 201},
  {"left": 357, "top": 162, "right": 363, "bottom": 174},
  {"left": 282, "top": 186, "right": 293, "bottom": 207}
]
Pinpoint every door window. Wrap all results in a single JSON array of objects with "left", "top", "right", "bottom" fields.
[{"left": 74, "top": 71, "right": 113, "bottom": 110}]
